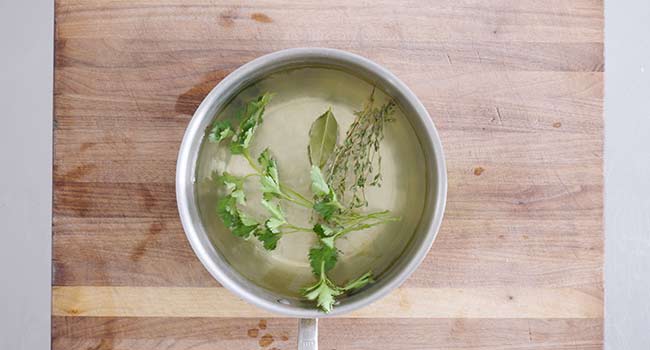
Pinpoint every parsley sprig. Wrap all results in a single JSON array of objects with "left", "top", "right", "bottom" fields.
[{"left": 208, "top": 91, "right": 399, "bottom": 312}]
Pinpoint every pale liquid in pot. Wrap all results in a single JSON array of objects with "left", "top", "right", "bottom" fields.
[{"left": 195, "top": 67, "right": 427, "bottom": 298}]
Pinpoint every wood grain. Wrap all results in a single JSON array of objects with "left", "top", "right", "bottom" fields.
[
  {"left": 53, "top": 317, "right": 603, "bottom": 350},
  {"left": 54, "top": 0, "right": 603, "bottom": 348},
  {"left": 53, "top": 286, "right": 601, "bottom": 318}
]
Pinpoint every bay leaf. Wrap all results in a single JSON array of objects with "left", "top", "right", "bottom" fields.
[{"left": 308, "top": 107, "right": 339, "bottom": 169}]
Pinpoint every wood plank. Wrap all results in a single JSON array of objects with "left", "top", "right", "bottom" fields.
[
  {"left": 52, "top": 286, "right": 602, "bottom": 318},
  {"left": 53, "top": 180, "right": 600, "bottom": 220},
  {"left": 52, "top": 317, "right": 603, "bottom": 350},
  {"left": 56, "top": 39, "right": 603, "bottom": 72},
  {"left": 54, "top": 69, "right": 601, "bottom": 102},
  {"left": 53, "top": 217, "right": 601, "bottom": 289},
  {"left": 56, "top": 0, "right": 603, "bottom": 43}
]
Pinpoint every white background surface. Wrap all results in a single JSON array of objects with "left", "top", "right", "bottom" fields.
[
  {"left": 0, "top": 0, "right": 648, "bottom": 349},
  {"left": 604, "top": 0, "right": 650, "bottom": 348},
  {"left": 0, "top": 1, "right": 53, "bottom": 349}
]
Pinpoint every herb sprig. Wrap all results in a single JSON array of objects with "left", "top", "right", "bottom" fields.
[
  {"left": 208, "top": 90, "right": 399, "bottom": 312},
  {"left": 327, "top": 89, "right": 396, "bottom": 208}
]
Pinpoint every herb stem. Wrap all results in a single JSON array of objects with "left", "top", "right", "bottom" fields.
[
  {"left": 283, "top": 224, "right": 313, "bottom": 233},
  {"left": 243, "top": 150, "right": 314, "bottom": 208},
  {"left": 279, "top": 192, "right": 313, "bottom": 209},
  {"left": 282, "top": 185, "right": 313, "bottom": 206},
  {"left": 243, "top": 150, "right": 262, "bottom": 173}
]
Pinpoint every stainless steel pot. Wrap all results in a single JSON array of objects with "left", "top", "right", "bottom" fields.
[{"left": 176, "top": 48, "right": 447, "bottom": 349}]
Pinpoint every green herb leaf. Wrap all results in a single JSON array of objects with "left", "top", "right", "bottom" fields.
[
  {"left": 239, "top": 212, "right": 259, "bottom": 226},
  {"left": 216, "top": 195, "right": 258, "bottom": 239},
  {"left": 313, "top": 223, "right": 336, "bottom": 237},
  {"left": 216, "top": 196, "right": 239, "bottom": 228},
  {"left": 255, "top": 226, "right": 281, "bottom": 250},
  {"left": 259, "top": 149, "right": 282, "bottom": 197},
  {"left": 308, "top": 107, "right": 339, "bottom": 168},
  {"left": 217, "top": 172, "right": 247, "bottom": 205},
  {"left": 341, "top": 271, "right": 374, "bottom": 291},
  {"left": 230, "top": 189, "right": 246, "bottom": 206},
  {"left": 266, "top": 218, "right": 285, "bottom": 233},
  {"left": 313, "top": 223, "right": 338, "bottom": 248},
  {"left": 218, "top": 172, "right": 244, "bottom": 192},
  {"left": 311, "top": 166, "right": 344, "bottom": 220},
  {"left": 230, "top": 93, "right": 273, "bottom": 154},
  {"left": 308, "top": 244, "right": 338, "bottom": 276},
  {"left": 261, "top": 199, "right": 285, "bottom": 221},
  {"left": 320, "top": 236, "right": 335, "bottom": 249},
  {"left": 208, "top": 120, "right": 234, "bottom": 143},
  {"left": 301, "top": 278, "right": 342, "bottom": 313},
  {"left": 313, "top": 201, "right": 338, "bottom": 220},
  {"left": 310, "top": 165, "right": 330, "bottom": 196},
  {"left": 232, "top": 223, "right": 258, "bottom": 238}
]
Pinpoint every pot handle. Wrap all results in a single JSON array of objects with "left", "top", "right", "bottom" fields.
[{"left": 298, "top": 318, "right": 318, "bottom": 350}]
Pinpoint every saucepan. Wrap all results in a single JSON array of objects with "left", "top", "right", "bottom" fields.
[{"left": 176, "top": 48, "right": 447, "bottom": 349}]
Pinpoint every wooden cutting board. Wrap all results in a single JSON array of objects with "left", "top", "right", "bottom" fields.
[{"left": 52, "top": 0, "right": 604, "bottom": 349}]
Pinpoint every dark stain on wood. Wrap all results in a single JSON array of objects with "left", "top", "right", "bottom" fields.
[
  {"left": 88, "top": 338, "right": 114, "bottom": 350},
  {"left": 63, "top": 164, "right": 96, "bottom": 181},
  {"left": 54, "top": 182, "right": 92, "bottom": 217},
  {"left": 251, "top": 13, "right": 273, "bottom": 23},
  {"left": 175, "top": 70, "right": 231, "bottom": 115},
  {"left": 130, "top": 221, "right": 163, "bottom": 261},
  {"left": 54, "top": 38, "right": 70, "bottom": 68},
  {"left": 54, "top": 182, "right": 177, "bottom": 218},
  {"left": 473, "top": 167, "right": 485, "bottom": 176},
  {"left": 80, "top": 142, "right": 94, "bottom": 152},
  {"left": 259, "top": 334, "right": 274, "bottom": 347},
  {"left": 258, "top": 319, "right": 267, "bottom": 330},
  {"left": 139, "top": 183, "right": 156, "bottom": 212},
  {"left": 247, "top": 328, "right": 259, "bottom": 338}
]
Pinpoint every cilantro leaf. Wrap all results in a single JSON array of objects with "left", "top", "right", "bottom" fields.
[
  {"left": 310, "top": 165, "right": 330, "bottom": 196},
  {"left": 301, "top": 278, "right": 342, "bottom": 313},
  {"left": 308, "top": 244, "right": 338, "bottom": 276},
  {"left": 216, "top": 195, "right": 258, "bottom": 239},
  {"left": 258, "top": 199, "right": 286, "bottom": 249},
  {"left": 311, "top": 172, "right": 343, "bottom": 220},
  {"left": 255, "top": 226, "right": 281, "bottom": 250},
  {"left": 232, "top": 223, "right": 258, "bottom": 238},
  {"left": 208, "top": 120, "right": 234, "bottom": 143},
  {"left": 230, "top": 93, "right": 272, "bottom": 154},
  {"left": 216, "top": 196, "right": 239, "bottom": 229},
  {"left": 239, "top": 212, "right": 259, "bottom": 226},
  {"left": 230, "top": 189, "right": 246, "bottom": 206},
  {"left": 259, "top": 149, "right": 282, "bottom": 197},
  {"left": 313, "top": 223, "right": 336, "bottom": 237},
  {"left": 313, "top": 223, "right": 338, "bottom": 248},
  {"left": 216, "top": 172, "right": 247, "bottom": 205},
  {"left": 265, "top": 218, "right": 285, "bottom": 233},
  {"left": 261, "top": 199, "right": 285, "bottom": 221},
  {"left": 313, "top": 200, "right": 340, "bottom": 220},
  {"left": 320, "top": 236, "right": 335, "bottom": 249}
]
